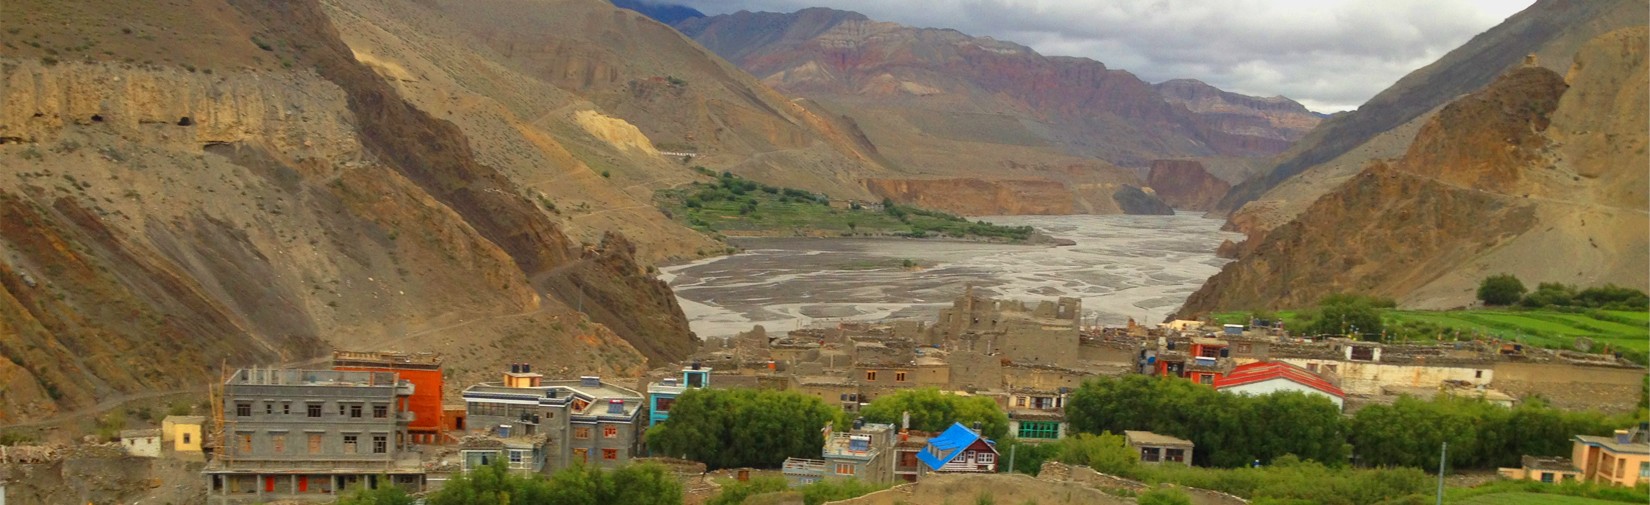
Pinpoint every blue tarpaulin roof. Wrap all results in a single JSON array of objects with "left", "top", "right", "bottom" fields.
[{"left": 916, "top": 422, "right": 983, "bottom": 471}]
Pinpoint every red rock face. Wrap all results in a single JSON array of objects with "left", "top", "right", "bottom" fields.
[
  {"left": 1147, "top": 160, "right": 1233, "bottom": 211},
  {"left": 675, "top": 9, "right": 1320, "bottom": 166}
]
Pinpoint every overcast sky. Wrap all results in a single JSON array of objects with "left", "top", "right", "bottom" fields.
[{"left": 665, "top": 0, "right": 1537, "bottom": 112}]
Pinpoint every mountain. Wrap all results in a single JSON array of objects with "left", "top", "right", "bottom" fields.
[
  {"left": 610, "top": 0, "right": 705, "bottom": 24},
  {"left": 1176, "top": 26, "right": 1648, "bottom": 316},
  {"left": 671, "top": 8, "right": 1321, "bottom": 215},
  {"left": 1217, "top": 0, "right": 1647, "bottom": 233},
  {"left": 0, "top": 0, "right": 894, "bottom": 422}
]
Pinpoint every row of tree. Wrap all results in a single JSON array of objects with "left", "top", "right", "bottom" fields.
[
  {"left": 1064, "top": 375, "right": 1642, "bottom": 472},
  {"left": 1478, "top": 274, "right": 1649, "bottom": 309},
  {"left": 645, "top": 388, "right": 845, "bottom": 469},
  {"left": 339, "top": 460, "right": 683, "bottom": 505}
]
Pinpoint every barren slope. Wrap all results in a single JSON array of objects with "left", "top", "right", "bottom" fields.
[
  {"left": 1177, "top": 28, "right": 1649, "bottom": 316},
  {"left": 1220, "top": 0, "right": 1646, "bottom": 232}
]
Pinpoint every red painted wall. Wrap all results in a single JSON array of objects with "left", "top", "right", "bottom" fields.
[{"left": 335, "top": 365, "right": 443, "bottom": 435}]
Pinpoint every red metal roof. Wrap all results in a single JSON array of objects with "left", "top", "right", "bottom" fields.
[{"left": 1213, "top": 361, "right": 1345, "bottom": 398}]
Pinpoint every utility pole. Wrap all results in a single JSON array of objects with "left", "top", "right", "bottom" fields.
[
  {"left": 1008, "top": 442, "right": 1017, "bottom": 474},
  {"left": 1435, "top": 442, "right": 1447, "bottom": 505}
]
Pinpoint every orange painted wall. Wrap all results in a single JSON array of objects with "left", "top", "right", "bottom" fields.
[{"left": 335, "top": 365, "right": 443, "bottom": 434}]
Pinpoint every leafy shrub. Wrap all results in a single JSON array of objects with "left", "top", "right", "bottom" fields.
[{"left": 1477, "top": 274, "right": 1526, "bottom": 306}]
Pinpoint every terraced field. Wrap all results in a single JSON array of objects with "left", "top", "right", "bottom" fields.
[{"left": 1211, "top": 309, "right": 1649, "bottom": 357}]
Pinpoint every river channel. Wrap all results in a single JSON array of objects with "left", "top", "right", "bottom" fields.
[{"left": 659, "top": 213, "right": 1241, "bottom": 338}]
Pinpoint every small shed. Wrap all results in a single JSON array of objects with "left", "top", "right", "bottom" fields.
[
  {"left": 120, "top": 429, "right": 162, "bottom": 458},
  {"left": 162, "top": 415, "right": 205, "bottom": 453},
  {"left": 1125, "top": 430, "right": 1194, "bottom": 465}
]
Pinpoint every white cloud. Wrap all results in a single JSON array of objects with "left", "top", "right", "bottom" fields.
[{"left": 668, "top": 0, "right": 1536, "bottom": 112}]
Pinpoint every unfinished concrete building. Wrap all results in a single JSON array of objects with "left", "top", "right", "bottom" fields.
[{"left": 204, "top": 368, "right": 424, "bottom": 504}]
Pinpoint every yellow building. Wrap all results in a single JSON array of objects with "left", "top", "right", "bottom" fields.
[
  {"left": 1497, "top": 455, "right": 1581, "bottom": 483},
  {"left": 1573, "top": 424, "right": 1650, "bottom": 487},
  {"left": 162, "top": 415, "right": 205, "bottom": 453}
]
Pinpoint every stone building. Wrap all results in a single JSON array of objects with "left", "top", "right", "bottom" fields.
[
  {"left": 460, "top": 365, "right": 646, "bottom": 473},
  {"left": 1125, "top": 431, "right": 1193, "bottom": 465},
  {"left": 204, "top": 368, "right": 424, "bottom": 504},
  {"left": 929, "top": 288, "right": 1082, "bottom": 368}
]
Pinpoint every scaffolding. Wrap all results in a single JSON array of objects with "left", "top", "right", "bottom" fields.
[{"left": 209, "top": 362, "right": 232, "bottom": 467}]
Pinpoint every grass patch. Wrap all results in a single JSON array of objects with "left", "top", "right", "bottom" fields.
[{"left": 657, "top": 169, "right": 1040, "bottom": 243}]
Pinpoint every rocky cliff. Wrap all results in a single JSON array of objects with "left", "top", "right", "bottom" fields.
[
  {"left": 0, "top": 0, "right": 892, "bottom": 422},
  {"left": 672, "top": 8, "right": 1320, "bottom": 215},
  {"left": 1177, "top": 27, "right": 1648, "bottom": 316},
  {"left": 1218, "top": 0, "right": 1646, "bottom": 232},
  {"left": 1147, "top": 160, "right": 1231, "bottom": 211}
]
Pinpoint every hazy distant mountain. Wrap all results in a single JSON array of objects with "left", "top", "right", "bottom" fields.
[
  {"left": 672, "top": 7, "right": 1322, "bottom": 209},
  {"left": 610, "top": 0, "right": 704, "bottom": 24}
]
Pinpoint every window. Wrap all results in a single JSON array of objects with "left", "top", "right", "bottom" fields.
[
  {"left": 183, "top": 433, "right": 192, "bottom": 444},
  {"left": 865, "top": 370, "right": 877, "bottom": 381},
  {"left": 265, "top": 402, "right": 274, "bottom": 414},
  {"left": 1199, "top": 374, "right": 1214, "bottom": 385},
  {"left": 655, "top": 397, "right": 675, "bottom": 412},
  {"left": 1541, "top": 472, "right": 1554, "bottom": 483},
  {"left": 1165, "top": 448, "right": 1185, "bottom": 463},
  {"left": 343, "top": 435, "right": 358, "bottom": 454},
  {"left": 1017, "top": 421, "right": 1060, "bottom": 440},
  {"left": 307, "top": 404, "right": 321, "bottom": 418},
  {"left": 1474, "top": 370, "right": 1483, "bottom": 379},
  {"left": 271, "top": 434, "right": 285, "bottom": 453},
  {"left": 308, "top": 434, "right": 321, "bottom": 454},
  {"left": 236, "top": 402, "right": 252, "bottom": 417},
  {"left": 1307, "top": 363, "right": 1320, "bottom": 372},
  {"left": 1015, "top": 396, "right": 1027, "bottom": 407},
  {"left": 282, "top": 403, "right": 291, "bottom": 415},
  {"left": 373, "top": 405, "right": 388, "bottom": 418},
  {"left": 574, "top": 427, "right": 591, "bottom": 439},
  {"left": 1639, "top": 462, "right": 1649, "bottom": 478},
  {"left": 976, "top": 452, "right": 995, "bottom": 465},
  {"left": 372, "top": 435, "right": 387, "bottom": 454},
  {"left": 602, "top": 448, "right": 618, "bottom": 460},
  {"left": 349, "top": 404, "right": 363, "bottom": 418},
  {"left": 573, "top": 448, "right": 588, "bottom": 463},
  {"left": 239, "top": 434, "right": 252, "bottom": 453},
  {"left": 339, "top": 404, "right": 347, "bottom": 416},
  {"left": 604, "top": 425, "right": 618, "bottom": 438},
  {"left": 835, "top": 463, "right": 856, "bottom": 475},
  {"left": 509, "top": 450, "right": 529, "bottom": 469},
  {"left": 895, "top": 371, "right": 907, "bottom": 382}
]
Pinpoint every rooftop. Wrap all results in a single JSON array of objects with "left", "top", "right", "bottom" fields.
[
  {"left": 1214, "top": 361, "right": 1345, "bottom": 398},
  {"left": 1125, "top": 431, "right": 1194, "bottom": 448},
  {"left": 163, "top": 415, "right": 206, "bottom": 424},
  {"left": 226, "top": 368, "right": 404, "bottom": 388},
  {"left": 1575, "top": 426, "right": 1650, "bottom": 455},
  {"left": 120, "top": 429, "right": 161, "bottom": 438},
  {"left": 333, "top": 350, "right": 443, "bottom": 369},
  {"left": 1521, "top": 455, "right": 1576, "bottom": 472},
  {"left": 463, "top": 377, "right": 644, "bottom": 417}
]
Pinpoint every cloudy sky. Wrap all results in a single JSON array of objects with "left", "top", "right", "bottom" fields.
[{"left": 665, "top": 0, "right": 1537, "bottom": 112}]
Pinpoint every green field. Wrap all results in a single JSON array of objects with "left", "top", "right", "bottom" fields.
[
  {"left": 656, "top": 170, "right": 1040, "bottom": 243},
  {"left": 1454, "top": 493, "right": 1633, "bottom": 505},
  {"left": 1212, "top": 308, "right": 1649, "bottom": 359}
]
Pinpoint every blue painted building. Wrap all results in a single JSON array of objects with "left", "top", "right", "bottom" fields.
[{"left": 646, "top": 364, "right": 712, "bottom": 427}]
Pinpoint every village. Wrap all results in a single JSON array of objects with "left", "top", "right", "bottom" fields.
[{"left": 2, "top": 289, "right": 1645, "bottom": 504}]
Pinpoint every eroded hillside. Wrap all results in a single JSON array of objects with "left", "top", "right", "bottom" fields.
[
  {"left": 1219, "top": 0, "right": 1646, "bottom": 232},
  {"left": 1177, "top": 27, "right": 1649, "bottom": 316},
  {"left": 0, "top": 0, "right": 889, "bottom": 421}
]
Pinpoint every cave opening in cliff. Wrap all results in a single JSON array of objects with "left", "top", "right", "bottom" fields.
[
  {"left": 90, "top": 114, "right": 104, "bottom": 122},
  {"left": 177, "top": 116, "right": 194, "bottom": 126}
]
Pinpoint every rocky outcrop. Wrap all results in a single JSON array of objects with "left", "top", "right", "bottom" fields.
[
  {"left": 1147, "top": 160, "right": 1232, "bottom": 211},
  {"left": 543, "top": 233, "right": 699, "bottom": 365},
  {"left": 1219, "top": 0, "right": 1645, "bottom": 225},
  {"left": 1177, "top": 28, "right": 1648, "bottom": 315},
  {"left": 1112, "top": 186, "right": 1175, "bottom": 216}
]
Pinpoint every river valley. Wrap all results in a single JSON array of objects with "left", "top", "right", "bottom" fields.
[{"left": 660, "top": 213, "right": 1242, "bottom": 338}]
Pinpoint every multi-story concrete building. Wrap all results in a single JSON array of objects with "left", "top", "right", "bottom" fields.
[
  {"left": 460, "top": 365, "right": 645, "bottom": 473},
  {"left": 782, "top": 421, "right": 898, "bottom": 486},
  {"left": 333, "top": 351, "right": 446, "bottom": 445},
  {"left": 646, "top": 364, "right": 712, "bottom": 427},
  {"left": 1574, "top": 424, "right": 1650, "bottom": 487},
  {"left": 1006, "top": 388, "right": 1068, "bottom": 443},
  {"left": 203, "top": 368, "right": 424, "bottom": 504}
]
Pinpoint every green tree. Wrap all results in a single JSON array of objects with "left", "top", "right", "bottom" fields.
[
  {"left": 1477, "top": 274, "right": 1526, "bottom": 306},
  {"left": 336, "top": 483, "right": 415, "bottom": 505},
  {"left": 429, "top": 460, "right": 682, "bottom": 505},
  {"left": 1302, "top": 294, "right": 1384, "bottom": 338},
  {"left": 1520, "top": 282, "right": 1576, "bottom": 308},
  {"left": 859, "top": 388, "right": 1009, "bottom": 440},
  {"left": 648, "top": 389, "right": 846, "bottom": 469},
  {"left": 1051, "top": 433, "right": 1139, "bottom": 475}
]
